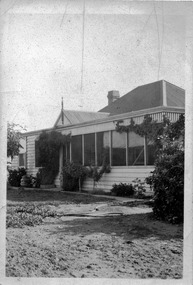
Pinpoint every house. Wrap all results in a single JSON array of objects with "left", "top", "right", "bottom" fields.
[{"left": 11, "top": 80, "right": 185, "bottom": 192}]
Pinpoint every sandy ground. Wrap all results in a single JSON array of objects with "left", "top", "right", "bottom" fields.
[{"left": 6, "top": 189, "right": 183, "bottom": 278}]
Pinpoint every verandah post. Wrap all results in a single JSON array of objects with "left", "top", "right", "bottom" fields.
[{"left": 59, "top": 145, "right": 64, "bottom": 188}]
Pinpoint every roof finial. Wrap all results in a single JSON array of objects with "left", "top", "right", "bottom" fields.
[
  {"left": 61, "top": 97, "right": 64, "bottom": 125},
  {"left": 61, "top": 97, "right": 64, "bottom": 110}
]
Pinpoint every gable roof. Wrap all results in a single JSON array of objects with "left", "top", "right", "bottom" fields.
[
  {"left": 54, "top": 109, "right": 109, "bottom": 127},
  {"left": 99, "top": 80, "right": 185, "bottom": 115}
]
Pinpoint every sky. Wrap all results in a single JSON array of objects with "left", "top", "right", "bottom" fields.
[{"left": 0, "top": 0, "right": 192, "bottom": 131}]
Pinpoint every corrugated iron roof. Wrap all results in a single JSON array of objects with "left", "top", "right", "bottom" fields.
[
  {"left": 55, "top": 109, "right": 109, "bottom": 127},
  {"left": 99, "top": 80, "right": 185, "bottom": 115},
  {"left": 165, "top": 81, "right": 185, "bottom": 108}
]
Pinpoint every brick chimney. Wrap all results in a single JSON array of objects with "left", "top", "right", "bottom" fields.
[{"left": 107, "top": 90, "right": 120, "bottom": 105}]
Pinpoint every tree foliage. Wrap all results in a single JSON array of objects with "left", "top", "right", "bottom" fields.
[
  {"left": 7, "top": 123, "right": 25, "bottom": 159},
  {"left": 146, "top": 114, "right": 184, "bottom": 223},
  {"left": 116, "top": 113, "right": 185, "bottom": 223}
]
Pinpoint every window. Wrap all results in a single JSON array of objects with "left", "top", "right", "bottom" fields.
[
  {"left": 112, "top": 131, "right": 126, "bottom": 166},
  {"left": 35, "top": 140, "right": 41, "bottom": 167},
  {"left": 146, "top": 139, "right": 156, "bottom": 165},
  {"left": 84, "top": 133, "right": 95, "bottom": 166},
  {"left": 19, "top": 153, "right": 25, "bottom": 167},
  {"left": 128, "top": 132, "right": 144, "bottom": 165},
  {"left": 63, "top": 143, "right": 70, "bottom": 164},
  {"left": 97, "top": 132, "right": 110, "bottom": 166},
  {"left": 71, "top": 135, "right": 82, "bottom": 165}
]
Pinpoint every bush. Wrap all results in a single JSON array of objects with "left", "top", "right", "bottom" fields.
[
  {"left": 63, "top": 172, "right": 79, "bottom": 192},
  {"left": 37, "top": 168, "right": 56, "bottom": 186},
  {"left": 132, "top": 178, "right": 146, "bottom": 198},
  {"left": 146, "top": 143, "right": 184, "bottom": 223},
  {"left": 8, "top": 168, "right": 26, "bottom": 187},
  {"left": 146, "top": 115, "right": 185, "bottom": 223},
  {"left": 62, "top": 161, "right": 88, "bottom": 192},
  {"left": 30, "top": 174, "right": 41, "bottom": 188},
  {"left": 111, "top": 183, "right": 134, "bottom": 197}
]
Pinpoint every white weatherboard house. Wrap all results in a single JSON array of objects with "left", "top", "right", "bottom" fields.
[{"left": 12, "top": 80, "right": 185, "bottom": 192}]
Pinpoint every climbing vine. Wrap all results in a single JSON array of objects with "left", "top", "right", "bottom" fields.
[
  {"left": 36, "top": 130, "right": 71, "bottom": 185},
  {"left": 115, "top": 113, "right": 184, "bottom": 153},
  {"left": 88, "top": 146, "right": 111, "bottom": 187},
  {"left": 115, "top": 113, "right": 185, "bottom": 223}
]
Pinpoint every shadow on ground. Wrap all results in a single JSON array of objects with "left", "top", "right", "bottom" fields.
[
  {"left": 48, "top": 213, "right": 183, "bottom": 242},
  {"left": 7, "top": 188, "right": 113, "bottom": 204}
]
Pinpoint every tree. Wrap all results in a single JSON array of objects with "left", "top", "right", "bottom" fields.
[{"left": 7, "top": 123, "right": 25, "bottom": 159}]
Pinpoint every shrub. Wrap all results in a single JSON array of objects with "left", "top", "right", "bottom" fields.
[
  {"left": 132, "top": 178, "right": 146, "bottom": 198},
  {"left": 37, "top": 168, "right": 56, "bottom": 186},
  {"left": 63, "top": 172, "right": 79, "bottom": 192},
  {"left": 146, "top": 115, "right": 184, "bottom": 223},
  {"left": 111, "top": 183, "right": 134, "bottom": 197},
  {"left": 8, "top": 168, "right": 26, "bottom": 187},
  {"left": 30, "top": 174, "right": 41, "bottom": 188},
  {"left": 62, "top": 161, "right": 88, "bottom": 192},
  {"left": 146, "top": 143, "right": 184, "bottom": 223}
]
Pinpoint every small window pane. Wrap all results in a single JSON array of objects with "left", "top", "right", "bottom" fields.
[
  {"left": 84, "top": 133, "right": 95, "bottom": 166},
  {"left": 128, "top": 132, "right": 144, "bottom": 165},
  {"left": 71, "top": 135, "right": 82, "bottom": 165},
  {"left": 146, "top": 140, "right": 156, "bottom": 165},
  {"left": 63, "top": 143, "right": 70, "bottom": 165},
  {"left": 97, "top": 132, "right": 110, "bottom": 166},
  {"left": 19, "top": 153, "right": 25, "bottom": 167},
  {"left": 112, "top": 131, "right": 126, "bottom": 166}
]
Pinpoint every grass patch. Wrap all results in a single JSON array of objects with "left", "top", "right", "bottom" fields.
[{"left": 6, "top": 204, "right": 57, "bottom": 228}]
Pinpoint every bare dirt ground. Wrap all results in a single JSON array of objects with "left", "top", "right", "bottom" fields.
[{"left": 6, "top": 189, "right": 183, "bottom": 279}]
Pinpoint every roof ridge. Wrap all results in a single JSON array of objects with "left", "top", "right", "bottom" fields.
[
  {"left": 63, "top": 109, "right": 109, "bottom": 115},
  {"left": 163, "top": 80, "right": 185, "bottom": 92}
]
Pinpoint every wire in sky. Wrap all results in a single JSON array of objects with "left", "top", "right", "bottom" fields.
[
  {"left": 80, "top": 0, "right": 86, "bottom": 93},
  {"left": 60, "top": 0, "right": 69, "bottom": 28}
]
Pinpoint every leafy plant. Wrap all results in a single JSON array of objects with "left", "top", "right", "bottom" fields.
[
  {"left": 111, "top": 183, "right": 134, "bottom": 197},
  {"left": 116, "top": 114, "right": 185, "bottom": 222},
  {"left": 132, "top": 178, "right": 146, "bottom": 198},
  {"left": 8, "top": 168, "right": 26, "bottom": 187},
  {"left": 36, "top": 131, "right": 70, "bottom": 185},
  {"left": 30, "top": 174, "right": 41, "bottom": 188},
  {"left": 7, "top": 123, "right": 26, "bottom": 159},
  {"left": 146, "top": 115, "right": 184, "bottom": 223},
  {"left": 62, "top": 161, "right": 88, "bottom": 192},
  {"left": 6, "top": 204, "right": 57, "bottom": 228},
  {"left": 87, "top": 147, "right": 111, "bottom": 189}
]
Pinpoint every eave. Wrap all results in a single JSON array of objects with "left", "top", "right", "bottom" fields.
[{"left": 21, "top": 105, "right": 185, "bottom": 137}]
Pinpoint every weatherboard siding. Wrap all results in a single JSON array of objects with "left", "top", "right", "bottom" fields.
[
  {"left": 26, "top": 135, "right": 38, "bottom": 176},
  {"left": 10, "top": 108, "right": 183, "bottom": 190},
  {"left": 82, "top": 167, "right": 154, "bottom": 192},
  {"left": 11, "top": 156, "right": 19, "bottom": 168}
]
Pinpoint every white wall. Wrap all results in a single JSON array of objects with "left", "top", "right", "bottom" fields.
[{"left": 82, "top": 166, "right": 154, "bottom": 193}]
